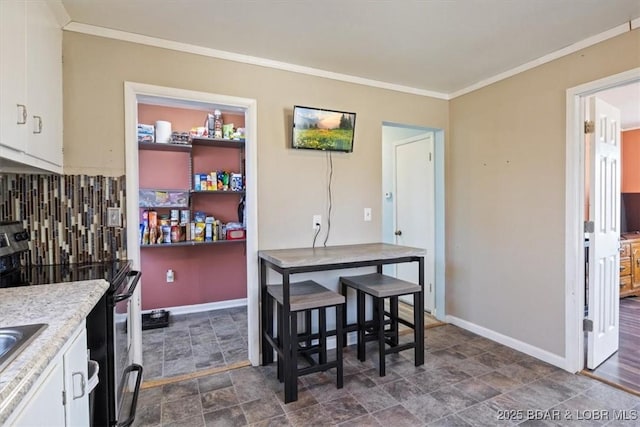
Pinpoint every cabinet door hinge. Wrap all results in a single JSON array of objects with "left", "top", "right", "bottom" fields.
[
  {"left": 62, "top": 389, "right": 66, "bottom": 406},
  {"left": 429, "top": 152, "right": 432, "bottom": 162},
  {"left": 583, "top": 318, "right": 593, "bottom": 332},
  {"left": 584, "top": 120, "right": 595, "bottom": 134},
  {"left": 584, "top": 221, "right": 595, "bottom": 233}
]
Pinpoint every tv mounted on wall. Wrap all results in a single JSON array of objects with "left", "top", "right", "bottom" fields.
[{"left": 292, "top": 105, "right": 356, "bottom": 153}]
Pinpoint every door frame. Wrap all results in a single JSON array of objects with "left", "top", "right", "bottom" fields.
[
  {"left": 123, "top": 82, "right": 260, "bottom": 366},
  {"left": 381, "top": 122, "right": 446, "bottom": 320},
  {"left": 565, "top": 67, "right": 640, "bottom": 373}
]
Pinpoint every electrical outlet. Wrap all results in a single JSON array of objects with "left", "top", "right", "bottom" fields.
[
  {"left": 107, "top": 207, "right": 121, "bottom": 227},
  {"left": 364, "top": 208, "right": 372, "bottom": 221},
  {"left": 312, "top": 215, "right": 321, "bottom": 230},
  {"left": 166, "top": 269, "right": 174, "bottom": 283}
]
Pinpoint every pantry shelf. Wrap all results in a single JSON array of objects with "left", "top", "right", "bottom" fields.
[
  {"left": 190, "top": 190, "right": 245, "bottom": 195},
  {"left": 191, "top": 137, "right": 245, "bottom": 148},
  {"left": 140, "top": 239, "right": 246, "bottom": 248},
  {"left": 138, "top": 142, "right": 192, "bottom": 152}
]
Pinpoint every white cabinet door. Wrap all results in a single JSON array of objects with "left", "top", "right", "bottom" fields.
[
  {"left": 63, "top": 327, "right": 90, "bottom": 426},
  {"left": 0, "top": 0, "right": 28, "bottom": 153},
  {"left": 11, "top": 361, "right": 66, "bottom": 427},
  {"left": 25, "top": 0, "right": 63, "bottom": 168}
]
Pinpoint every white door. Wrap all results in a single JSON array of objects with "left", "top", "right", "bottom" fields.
[
  {"left": 587, "top": 96, "right": 621, "bottom": 369},
  {"left": 393, "top": 133, "right": 435, "bottom": 311}
]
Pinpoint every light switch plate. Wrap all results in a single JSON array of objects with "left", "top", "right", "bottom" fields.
[{"left": 107, "top": 207, "right": 121, "bottom": 227}]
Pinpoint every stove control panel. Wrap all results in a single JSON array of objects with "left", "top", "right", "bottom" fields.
[{"left": 0, "top": 222, "right": 30, "bottom": 259}]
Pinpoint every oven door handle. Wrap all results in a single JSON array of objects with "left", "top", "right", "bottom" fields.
[
  {"left": 114, "top": 270, "right": 141, "bottom": 303},
  {"left": 117, "top": 363, "right": 143, "bottom": 427}
]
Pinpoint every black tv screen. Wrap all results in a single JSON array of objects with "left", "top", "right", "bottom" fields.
[{"left": 292, "top": 105, "right": 356, "bottom": 153}]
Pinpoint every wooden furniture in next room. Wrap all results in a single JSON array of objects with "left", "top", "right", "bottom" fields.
[{"left": 620, "top": 232, "right": 640, "bottom": 298}]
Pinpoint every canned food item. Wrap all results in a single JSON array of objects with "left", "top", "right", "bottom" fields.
[
  {"left": 180, "top": 209, "right": 190, "bottom": 225},
  {"left": 159, "top": 215, "right": 170, "bottom": 226},
  {"left": 205, "top": 223, "right": 213, "bottom": 241},
  {"left": 230, "top": 173, "right": 243, "bottom": 191},
  {"left": 193, "top": 223, "right": 205, "bottom": 242},
  {"left": 170, "top": 225, "right": 182, "bottom": 243},
  {"left": 162, "top": 225, "right": 171, "bottom": 243}
]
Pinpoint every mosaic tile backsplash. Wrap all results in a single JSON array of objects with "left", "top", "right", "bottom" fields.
[{"left": 0, "top": 174, "right": 127, "bottom": 264}]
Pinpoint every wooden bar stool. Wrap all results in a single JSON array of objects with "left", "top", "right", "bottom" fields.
[
  {"left": 265, "top": 280, "right": 345, "bottom": 403},
  {"left": 340, "top": 273, "right": 424, "bottom": 376}
]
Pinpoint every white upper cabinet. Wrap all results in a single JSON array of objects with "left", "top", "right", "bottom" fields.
[
  {"left": 0, "top": 0, "right": 63, "bottom": 173},
  {"left": 0, "top": 0, "right": 27, "bottom": 153}
]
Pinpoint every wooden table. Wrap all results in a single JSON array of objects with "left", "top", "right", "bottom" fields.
[{"left": 259, "top": 242, "right": 426, "bottom": 402}]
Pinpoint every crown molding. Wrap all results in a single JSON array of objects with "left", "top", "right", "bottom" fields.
[
  {"left": 450, "top": 23, "right": 631, "bottom": 99},
  {"left": 63, "top": 22, "right": 450, "bottom": 100},
  {"left": 64, "top": 20, "right": 636, "bottom": 101}
]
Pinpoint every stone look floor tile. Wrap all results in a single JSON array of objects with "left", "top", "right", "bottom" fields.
[
  {"left": 142, "top": 308, "right": 248, "bottom": 381},
  {"left": 321, "top": 395, "right": 368, "bottom": 424},
  {"left": 240, "top": 395, "right": 285, "bottom": 424},
  {"left": 161, "top": 395, "right": 202, "bottom": 424},
  {"left": 134, "top": 307, "right": 640, "bottom": 427},
  {"left": 203, "top": 405, "right": 247, "bottom": 427}
]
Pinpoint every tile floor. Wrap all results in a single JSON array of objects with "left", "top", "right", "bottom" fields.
[
  {"left": 142, "top": 307, "right": 248, "bottom": 380},
  {"left": 134, "top": 314, "right": 640, "bottom": 426}
]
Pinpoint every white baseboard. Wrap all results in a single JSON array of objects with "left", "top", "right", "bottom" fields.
[
  {"left": 142, "top": 298, "right": 247, "bottom": 316},
  {"left": 445, "top": 315, "right": 571, "bottom": 371}
]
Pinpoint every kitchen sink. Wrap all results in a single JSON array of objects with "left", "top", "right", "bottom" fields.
[{"left": 0, "top": 324, "right": 48, "bottom": 373}]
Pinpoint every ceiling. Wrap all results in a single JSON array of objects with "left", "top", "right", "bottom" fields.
[{"left": 60, "top": 0, "right": 640, "bottom": 126}]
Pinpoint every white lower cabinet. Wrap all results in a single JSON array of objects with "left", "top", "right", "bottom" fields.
[
  {"left": 63, "top": 326, "right": 90, "bottom": 426},
  {"left": 8, "top": 322, "right": 90, "bottom": 427},
  {"left": 10, "top": 361, "right": 66, "bottom": 426}
]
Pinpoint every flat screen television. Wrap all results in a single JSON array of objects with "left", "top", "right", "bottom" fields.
[{"left": 292, "top": 105, "right": 356, "bottom": 153}]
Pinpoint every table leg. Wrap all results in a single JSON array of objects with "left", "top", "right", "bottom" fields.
[
  {"left": 377, "top": 295, "right": 386, "bottom": 377},
  {"left": 285, "top": 306, "right": 298, "bottom": 403},
  {"left": 391, "top": 296, "right": 399, "bottom": 346},
  {"left": 357, "top": 289, "right": 365, "bottom": 361},
  {"left": 416, "top": 257, "right": 425, "bottom": 366},
  {"left": 336, "top": 303, "right": 344, "bottom": 389},
  {"left": 260, "top": 260, "right": 273, "bottom": 365},
  {"left": 341, "top": 281, "right": 348, "bottom": 348},
  {"left": 282, "top": 272, "right": 297, "bottom": 403}
]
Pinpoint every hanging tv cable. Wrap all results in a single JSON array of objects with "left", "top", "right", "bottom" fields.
[{"left": 323, "top": 151, "right": 333, "bottom": 247}]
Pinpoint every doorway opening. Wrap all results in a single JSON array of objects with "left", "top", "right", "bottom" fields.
[
  {"left": 381, "top": 122, "right": 446, "bottom": 321},
  {"left": 123, "top": 83, "right": 260, "bottom": 383},
  {"left": 565, "top": 68, "right": 640, "bottom": 388}
]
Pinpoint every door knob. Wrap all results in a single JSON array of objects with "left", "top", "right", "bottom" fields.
[{"left": 394, "top": 230, "right": 402, "bottom": 236}]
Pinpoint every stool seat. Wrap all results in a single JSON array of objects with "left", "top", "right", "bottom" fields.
[
  {"left": 340, "top": 273, "right": 421, "bottom": 298},
  {"left": 340, "top": 272, "right": 424, "bottom": 376},
  {"left": 267, "top": 280, "right": 345, "bottom": 312}
]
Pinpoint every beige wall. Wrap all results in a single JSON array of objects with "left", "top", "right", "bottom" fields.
[
  {"left": 64, "top": 28, "right": 639, "bottom": 361},
  {"left": 448, "top": 29, "right": 640, "bottom": 356},
  {"left": 62, "top": 32, "right": 448, "bottom": 250}
]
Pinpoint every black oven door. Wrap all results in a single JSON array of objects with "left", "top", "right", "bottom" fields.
[{"left": 113, "top": 270, "right": 143, "bottom": 427}]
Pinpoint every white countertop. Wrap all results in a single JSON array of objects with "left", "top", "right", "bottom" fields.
[
  {"left": 258, "top": 242, "right": 426, "bottom": 268},
  {"left": 0, "top": 280, "right": 109, "bottom": 425}
]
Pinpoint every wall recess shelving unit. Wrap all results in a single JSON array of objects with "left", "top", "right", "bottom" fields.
[{"left": 136, "top": 103, "right": 248, "bottom": 311}]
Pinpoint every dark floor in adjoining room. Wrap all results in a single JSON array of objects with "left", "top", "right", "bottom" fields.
[
  {"left": 588, "top": 296, "right": 640, "bottom": 394},
  {"left": 141, "top": 307, "right": 248, "bottom": 381},
  {"left": 134, "top": 319, "right": 640, "bottom": 427}
]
